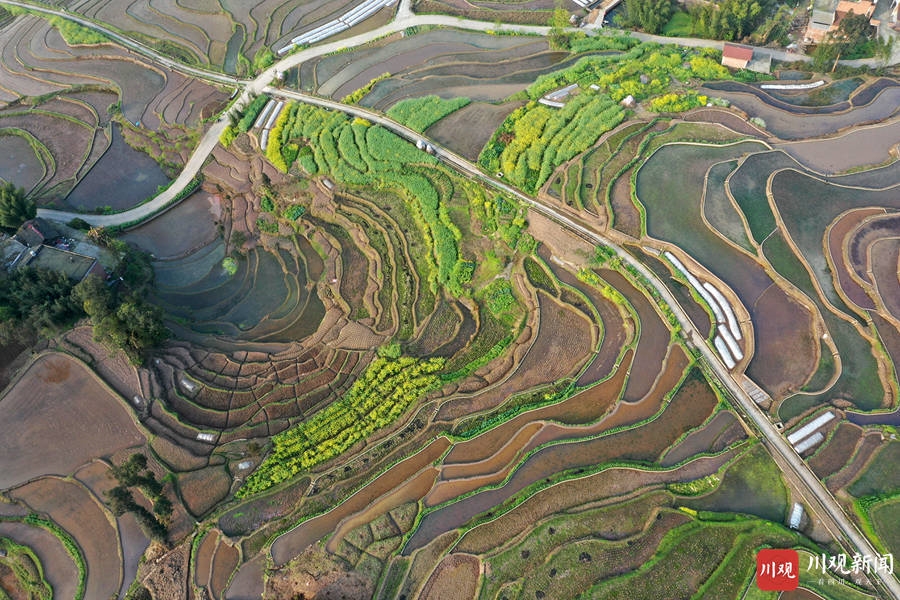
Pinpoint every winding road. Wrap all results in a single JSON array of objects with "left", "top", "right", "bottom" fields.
[{"left": 7, "top": 1, "right": 899, "bottom": 595}]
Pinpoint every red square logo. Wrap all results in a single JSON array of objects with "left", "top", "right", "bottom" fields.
[{"left": 757, "top": 549, "right": 800, "bottom": 591}]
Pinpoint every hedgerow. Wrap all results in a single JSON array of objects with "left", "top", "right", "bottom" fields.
[
  {"left": 238, "top": 355, "right": 445, "bottom": 496},
  {"left": 237, "top": 95, "right": 269, "bottom": 133}
]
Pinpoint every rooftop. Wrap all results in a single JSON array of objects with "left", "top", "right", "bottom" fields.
[{"left": 722, "top": 43, "right": 754, "bottom": 62}]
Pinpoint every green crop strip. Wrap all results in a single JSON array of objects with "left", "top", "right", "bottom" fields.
[{"left": 238, "top": 355, "right": 445, "bottom": 497}]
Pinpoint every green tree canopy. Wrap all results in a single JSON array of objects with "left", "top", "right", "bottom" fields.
[
  {"left": 690, "top": 0, "right": 765, "bottom": 41},
  {"left": 0, "top": 268, "right": 80, "bottom": 342},
  {"left": 0, "top": 182, "right": 35, "bottom": 231},
  {"left": 616, "top": 0, "right": 674, "bottom": 34}
]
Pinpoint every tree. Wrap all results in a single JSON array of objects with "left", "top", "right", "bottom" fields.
[
  {"left": 0, "top": 268, "right": 80, "bottom": 341},
  {"left": 813, "top": 13, "right": 876, "bottom": 67},
  {"left": 94, "top": 298, "right": 167, "bottom": 365},
  {"left": 548, "top": 3, "right": 573, "bottom": 49},
  {"left": 616, "top": 0, "right": 674, "bottom": 34},
  {"left": 690, "top": 0, "right": 764, "bottom": 41},
  {"left": 0, "top": 182, "right": 35, "bottom": 230}
]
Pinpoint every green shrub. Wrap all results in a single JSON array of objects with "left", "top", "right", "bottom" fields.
[
  {"left": 237, "top": 95, "right": 269, "bottom": 132},
  {"left": 222, "top": 257, "right": 237, "bottom": 275},
  {"left": 219, "top": 125, "right": 237, "bottom": 147},
  {"left": 341, "top": 73, "right": 390, "bottom": 104},
  {"left": 282, "top": 205, "right": 306, "bottom": 220}
]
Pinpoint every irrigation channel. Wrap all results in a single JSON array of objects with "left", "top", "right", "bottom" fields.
[{"left": 15, "top": 1, "right": 900, "bottom": 595}]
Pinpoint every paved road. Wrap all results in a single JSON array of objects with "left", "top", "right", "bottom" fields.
[{"left": 14, "top": 2, "right": 900, "bottom": 594}]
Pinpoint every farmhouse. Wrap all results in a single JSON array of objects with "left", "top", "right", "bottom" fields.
[
  {"left": 14, "top": 217, "right": 60, "bottom": 248},
  {"left": 721, "top": 43, "right": 772, "bottom": 73},
  {"left": 2, "top": 219, "right": 107, "bottom": 282},
  {"left": 804, "top": 0, "right": 879, "bottom": 42}
]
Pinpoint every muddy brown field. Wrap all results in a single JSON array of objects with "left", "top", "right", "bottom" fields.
[{"left": 0, "top": 353, "right": 145, "bottom": 489}]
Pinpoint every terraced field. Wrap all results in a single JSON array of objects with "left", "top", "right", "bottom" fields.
[
  {"left": 2, "top": 11, "right": 898, "bottom": 599},
  {"left": 0, "top": 13, "right": 227, "bottom": 209}
]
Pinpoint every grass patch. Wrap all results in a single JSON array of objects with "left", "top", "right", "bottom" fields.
[
  {"left": 870, "top": 497, "right": 900, "bottom": 555},
  {"left": 682, "top": 444, "right": 788, "bottom": 523},
  {"left": 387, "top": 96, "right": 471, "bottom": 133},
  {"left": 848, "top": 441, "right": 900, "bottom": 498},
  {"left": 662, "top": 11, "right": 694, "bottom": 36}
]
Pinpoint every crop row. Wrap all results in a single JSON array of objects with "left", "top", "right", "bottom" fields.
[
  {"left": 265, "top": 102, "right": 474, "bottom": 295},
  {"left": 238, "top": 356, "right": 445, "bottom": 496}
]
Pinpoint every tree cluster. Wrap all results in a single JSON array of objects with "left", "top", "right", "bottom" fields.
[
  {"left": 0, "top": 182, "right": 35, "bottom": 231},
  {"left": 814, "top": 13, "right": 892, "bottom": 65},
  {"left": 615, "top": 0, "right": 674, "bottom": 34},
  {"left": 0, "top": 268, "right": 80, "bottom": 343},
  {"left": 689, "top": 0, "right": 767, "bottom": 41},
  {"left": 105, "top": 454, "right": 172, "bottom": 542},
  {"left": 74, "top": 275, "right": 167, "bottom": 365}
]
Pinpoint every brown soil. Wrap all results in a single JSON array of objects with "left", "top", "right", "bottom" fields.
[
  {"left": 436, "top": 284, "right": 592, "bottom": 423},
  {"left": 0, "top": 353, "right": 145, "bottom": 489},
  {"left": 454, "top": 451, "right": 736, "bottom": 555},
  {"left": 661, "top": 409, "right": 746, "bottom": 467},
  {"left": 178, "top": 465, "right": 232, "bottom": 517},
  {"left": 777, "top": 119, "right": 900, "bottom": 174},
  {"left": 266, "top": 544, "right": 371, "bottom": 600},
  {"left": 270, "top": 437, "right": 450, "bottom": 565},
  {"left": 809, "top": 422, "right": 864, "bottom": 479},
  {"left": 194, "top": 530, "right": 218, "bottom": 589},
  {"left": 826, "top": 432, "right": 884, "bottom": 492},
  {"left": 141, "top": 542, "right": 190, "bottom": 600},
  {"left": 848, "top": 214, "right": 900, "bottom": 285},
  {"left": 10, "top": 477, "right": 121, "bottom": 599},
  {"left": 610, "top": 165, "right": 642, "bottom": 238},
  {"left": 826, "top": 208, "right": 883, "bottom": 310},
  {"left": 407, "top": 373, "right": 719, "bottom": 552},
  {"left": 326, "top": 466, "right": 438, "bottom": 553},
  {"left": 210, "top": 538, "right": 240, "bottom": 598},
  {"left": 443, "top": 422, "right": 542, "bottom": 479},
  {"left": 747, "top": 284, "right": 817, "bottom": 399},
  {"left": 538, "top": 251, "right": 630, "bottom": 388},
  {"left": 420, "top": 553, "right": 480, "bottom": 600},
  {"left": 870, "top": 238, "right": 900, "bottom": 320},
  {"left": 599, "top": 345, "right": 690, "bottom": 433},
  {"left": 122, "top": 191, "right": 221, "bottom": 259},
  {"left": 442, "top": 350, "right": 632, "bottom": 467},
  {"left": 600, "top": 269, "right": 669, "bottom": 402},
  {"left": 683, "top": 108, "right": 766, "bottom": 137},
  {"left": 427, "top": 101, "right": 524, "bottom": 161}
]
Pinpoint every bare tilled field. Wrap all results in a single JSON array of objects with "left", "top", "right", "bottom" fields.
[
  {"left": 0, "top": 353, "right": 144, "bottom": 490},
  {"left": 10, "top": 477, "right": 122, "bottom": 600}
]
